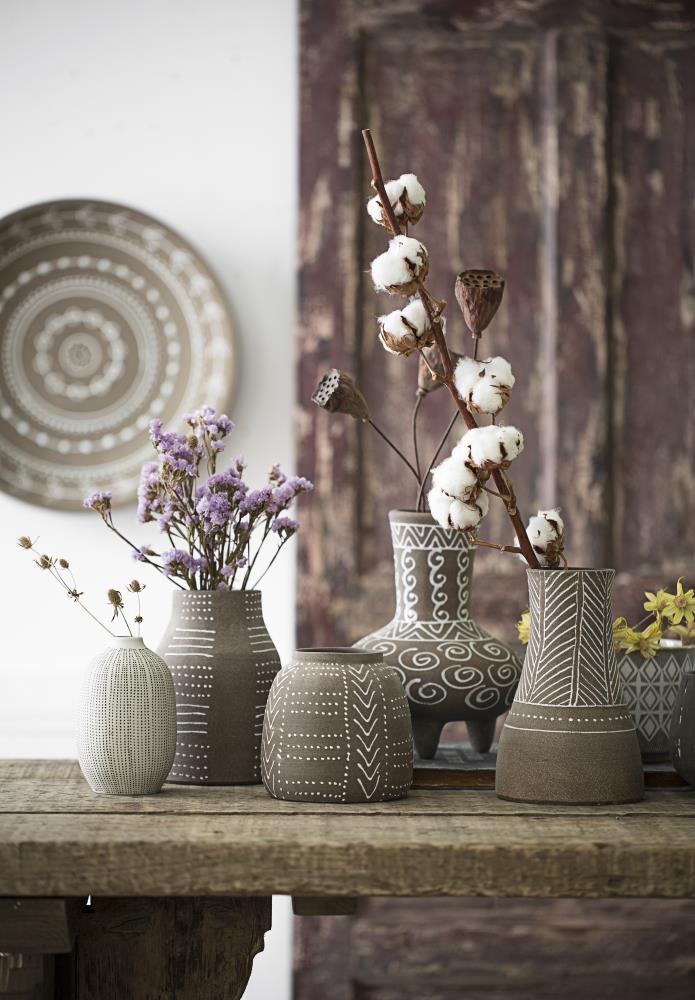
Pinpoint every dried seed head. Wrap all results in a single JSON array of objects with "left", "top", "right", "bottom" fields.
[
  {"left": 58, "top": 558, "right": 70, "bottom": 569},
  {"left": 36, "top": 554, "right": 53, "bottom": 570},
  {"left": 17, "top": 536, "right": 33, "bottom": 549},
  {"left": 134, "top": 615, "right": 143, "bottom": 624},
  {"left": 454, "top": 269, "right": 505, "bottom": 337},
  {"left": 311, "top": 370, "right": 370, "bottom": 421},
  {"left": 107, "top": 589, "right": 123, "bottom": 607},
  {"left": 417, "top": 346, "right": 464, "bottom": 396},
  {"left": 128, "top": 580, "right": 144, "bottom": 593}
]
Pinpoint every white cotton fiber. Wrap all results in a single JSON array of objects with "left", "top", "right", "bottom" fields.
[
  {"left": 452, "top": 425, "right": 523, "bottom": 469},
  {"left": 454, "top": 356, "right": 515, "bottom": 415},
  {"left": 371, "top": 236, "right": 428, "bottom": 294},
  {"left": 431, "top": 455, "right": 479, "bottom": 503},
  {"left": 428, "top": 486, "right": 454, "bottom": 528},
  {"left": 367, "top": 174, "right": 426, "bottom": 226},
  {"left": 449, "top": 491, "right": 489, "bottom": 530}
]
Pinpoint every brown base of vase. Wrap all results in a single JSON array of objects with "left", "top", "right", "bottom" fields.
[{"left": 495, "top": 724, "right": 644, "bottom": 805}]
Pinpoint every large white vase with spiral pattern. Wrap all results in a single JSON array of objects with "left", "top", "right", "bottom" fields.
[
  {"left": 496, "top": 568, "right": 644, "bottom": 804},
  {"left": 78, "top": 636, "right": 176, "bottom": 795}
]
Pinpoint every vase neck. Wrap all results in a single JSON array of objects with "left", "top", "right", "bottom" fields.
[{"left": 389, "top": 513, "right": 473, "bottom": 623}]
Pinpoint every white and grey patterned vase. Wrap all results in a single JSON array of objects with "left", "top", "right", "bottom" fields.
[
  {"left": 496, "top": 568, "right": 644, "bottom": 804},
  {"left": 261, "top": 648, "right": 413, "bottom": 803},
  {"left": 78, "top": 636, "right": 176, "bottom": 796},
  {"left": 618, "top": 646, "right": 695, "bottom": 761},
  {"left": 355, "top": 510, "right": 521, "bottom": 759}
]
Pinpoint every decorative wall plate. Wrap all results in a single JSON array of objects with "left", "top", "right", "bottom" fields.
[{"left": 0, "top": 199, "right": 236, "bottom": 509}]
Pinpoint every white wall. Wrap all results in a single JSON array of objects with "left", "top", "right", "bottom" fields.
[{"left": 0, "top": 2, "right": 297, "bottom": 996}]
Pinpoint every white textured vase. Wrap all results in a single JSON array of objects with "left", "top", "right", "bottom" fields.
[{"left": 78, "top": 636, "right": 176, "bottom": 795}]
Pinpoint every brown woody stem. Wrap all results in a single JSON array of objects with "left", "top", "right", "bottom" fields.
[
  {"left": 467, "top": 537, "right": 524, "bottom": 555},
  {"left": 361, "top": 129, "right": 540, "bottom": 568}
]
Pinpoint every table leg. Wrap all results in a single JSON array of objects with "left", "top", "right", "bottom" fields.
[{"left": 64, "top": 897, "right": 271, "bottom": 1000}]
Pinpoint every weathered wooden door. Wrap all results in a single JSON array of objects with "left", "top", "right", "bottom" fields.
[{"left": 297, "top": 1, "right": 695, "bottom": 996}]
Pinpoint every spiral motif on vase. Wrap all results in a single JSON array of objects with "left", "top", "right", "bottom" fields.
[
  {"left": 427, "top": 548, "right": 449, "bottom": 622},
  {"left": 405, "top": 677, "right": 447, "bottom": 705}
]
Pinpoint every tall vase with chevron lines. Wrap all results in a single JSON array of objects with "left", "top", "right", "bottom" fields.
[
  {"left": 496, "top": 568, "right": 644, "bottom": 804},
  {"left": 158, "top": 589, "right": 280, "bottom": 785},
  {"left": 355, "top": 510, "right": 522, "bottom": 759},
  {"left": 261, "top": 648, "right": 413, "bottom": 802}
]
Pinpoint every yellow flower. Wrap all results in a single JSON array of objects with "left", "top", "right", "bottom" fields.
[
  {"left": 661, "top": 579, "right": 695, "bottom": 626},
  {"left": 516, "top": 610, "right": 530, "bottom": 645},
  {"left": 616, "top": 620, "right": 663, "bottom": 660},
  {"left": 668, "top": 621, "right": 695, "bottom": 646},
  {"left": 612, "top": 617, "right": 630, "bottom": 650},
  {"left": 643, "top": 588, "right": 670, "bottom": 616}
]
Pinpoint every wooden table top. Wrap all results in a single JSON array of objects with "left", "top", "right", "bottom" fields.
[{"left": 1, "top": 760, "right": 694, "bottom": 899}]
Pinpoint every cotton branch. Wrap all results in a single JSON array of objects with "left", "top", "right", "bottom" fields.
[{"left": 361, "top": 128, "right": 540, "bottom": 569}]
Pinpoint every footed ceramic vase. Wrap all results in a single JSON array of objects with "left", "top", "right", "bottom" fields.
[
  {"left": 261, "top": 648, "right": 413, "bottom": 802},
  {"left": 158, "top": 589, "right": 280, "bottom": 785},
  {"left": 78, "top": 636, "right": 176, "bottom": 795},
  {"left": 496, "top": 568, "right": 644, "bottom": 804},
  {"left": 670, "top": 670, "right": 695, "bottom": 786},
  {"left": 618, "top": 646, "right": 695, "bottom": 761},
  {"left": 354, "top": 510, "right": 521, "bottom": 758}
]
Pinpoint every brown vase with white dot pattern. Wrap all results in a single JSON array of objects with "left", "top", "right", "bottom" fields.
[
  {"left": 261, "top": 648, "right": 413, "bottom": 803},
  {"left": 158, "top": 590, "right": 280, "bottom": 785},
  {"left": 78, "top": 636, "right": 176, "bottom": 795}
]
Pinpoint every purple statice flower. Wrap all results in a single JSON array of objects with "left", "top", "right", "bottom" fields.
[
  {"left": 221, "top": 556, "right": 248, "bottom": 577},
  {"left": 271, "top": 516, "right": 299, "bottom": 537},
  {"left": 136, "top": 462, "right": 162, "bottom": 523},
  {"left": 161, "top": 549, "right": 208, "bottom": 578},
  {"left": 149, "top": 420, "right": 201, "bottom": 478},
  {"left": 195, "top": 489, "right": 232, "bottom": 529},
  {"left": 184, "top": 406, "right": 234, "bottom": 443},
  {"left": 267, "top": 475, "right": 314, "bottom": 514},
  {"left": 83, "top": 490, "right": 112, "bottom": 515},
  {"left": 132, "top": 545, "right": 156, "bottom": 562},
  {"left": 239, "top": 486, "right": 274, "bottom": 516},
  {"left": 269, "top": 463, "right": 287, "bottom": 486}
]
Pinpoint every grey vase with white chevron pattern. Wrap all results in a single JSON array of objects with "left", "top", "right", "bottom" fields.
[
  {"left": 496, "top": 568, "right": 644, "bottom": 804},
  {"left": 261, "top": 648, "right": 413, "bottom": 802},
  {"left": 158, "top": 589, "right": 280, "bottom": 785},
  {"left": 355, "top": 511, "right": 522, "bottom": 759}
]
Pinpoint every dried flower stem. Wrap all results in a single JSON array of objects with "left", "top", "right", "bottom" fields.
[
  {"left": 368, "top": 418, "right": 420, "bottom": 483},
  {"left": 415, "top": 410, "right": 459, "bottom": 512},
  {"left": 102, "top": 518, "right": 185, "bottom": 590},
  {"left": 361, "top": 129, "right": 540, "bottom": 569},
  {"left": 412, "top": 395, "right": 423, "bottom": 483},
  {"left": 468, "top": 537, "right": 524, "bottom": 555}
]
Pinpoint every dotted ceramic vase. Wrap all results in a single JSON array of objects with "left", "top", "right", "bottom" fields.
[
  {"left": 496, "top": 568, "right": 644, "bottom": 805},
  {"left": 618, "top": 646, "right": 695, "bottom": 761},
  {"left": 159, "top": 589, "right": 280, "bottom": 785},
  {"left": 261, "top": 648, "right": 413, "bottom": 803},
  {"left": 78, "top": 636, "right": 176, "bottom": 796},
  {"left": 355, "top": 511, "right": 521, "bottom": 758}
]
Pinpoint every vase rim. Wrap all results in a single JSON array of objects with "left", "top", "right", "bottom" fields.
[
  {"left": 526, "top": 566, "right": 615, "bottom": 574},
  {"left": 171, "top": 587, "right": 262, "bottom": 599},
  {"left": 295, "top": 647, "right": 384, "bottom": 664},
  {"left": 388, "top": 509, "right": 436, "bottom": 524},
  {"left": 108, "top": 636, "right": 145, "bottom": 648}
]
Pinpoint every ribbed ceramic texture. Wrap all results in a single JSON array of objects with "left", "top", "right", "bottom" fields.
[
  {"left": 496, "top": 569, "right": 644, "bottom": 804},
  {"left": 158, "top": 589, "right": 280, "bottom": 785},
  {"left": 78, "top": 639, "right": 176, "bottom": 795},
  {"left": 670, "top": 670, "right": 695, "bottom": 786},
  {"left": 618, "top": 646, "right": 695, "bottom": 760},
  {"left": 261, "top": 649, "right": 413, "bottom": 803},
  {"left": 355, "top": 511, "right": 521, "bottom": 758}
]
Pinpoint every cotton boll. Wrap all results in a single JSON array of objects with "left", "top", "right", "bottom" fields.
[
  {"left": 378, "top": 297, "right": 433, "bottom": 356},
  {"left": 453, "top": 357, "right": 481, "bottom": 401},
  {"left": 454, "top": 355, "right": 515, "bottom": 415},
  {"left": 431, "top": 455, "right": 480, "bottom": 504},
  {"left": 428, "top": 486, "right": 453, "bottom": 528},
  {"left": 449, "top": 491, "right": 489, "bottom": 531},
  {"left": 526, "top": 508, "right": 565, "bottom": 568},
  {"left": 452, "top": 425, "right": 523, "bottom": 469},
  {"left": 399, "top": 173, "right": 426, "bottom": 208},
  {"left": 367, "top": 175, "right": 426, "bottom": 229},
  {"left": 371, "top": 236, "right": 429, "bottom": 295}
]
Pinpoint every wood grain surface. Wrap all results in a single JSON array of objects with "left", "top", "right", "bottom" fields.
[{"left": 1, "top": 761, "right": 694, "bottom": 899}]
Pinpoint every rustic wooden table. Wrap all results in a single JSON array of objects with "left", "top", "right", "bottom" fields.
[{"left": 1, "top": 760, "right": 694, "bottom": 998}]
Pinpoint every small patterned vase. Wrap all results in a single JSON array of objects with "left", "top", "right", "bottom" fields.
[
  {"left": 158, "top": 589, "right": 280, "bottom": 785},
  {"left": 261, "top": 648, "right": 413, "bottom": 803},
  {"left": 78, "top": 636, "right": 176, "bottom": 795},
  {"left": 496, "top": 568, "right": 644, "bottom": 804},
  {"left": 669, "top": 669, "right": 695, "bottom": 786},
  {"left": 618, "top": 646, "right": 695, "bottom": 761},
  {"left": 355, "top": 510, "right": 521, "bottom": 758}
]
